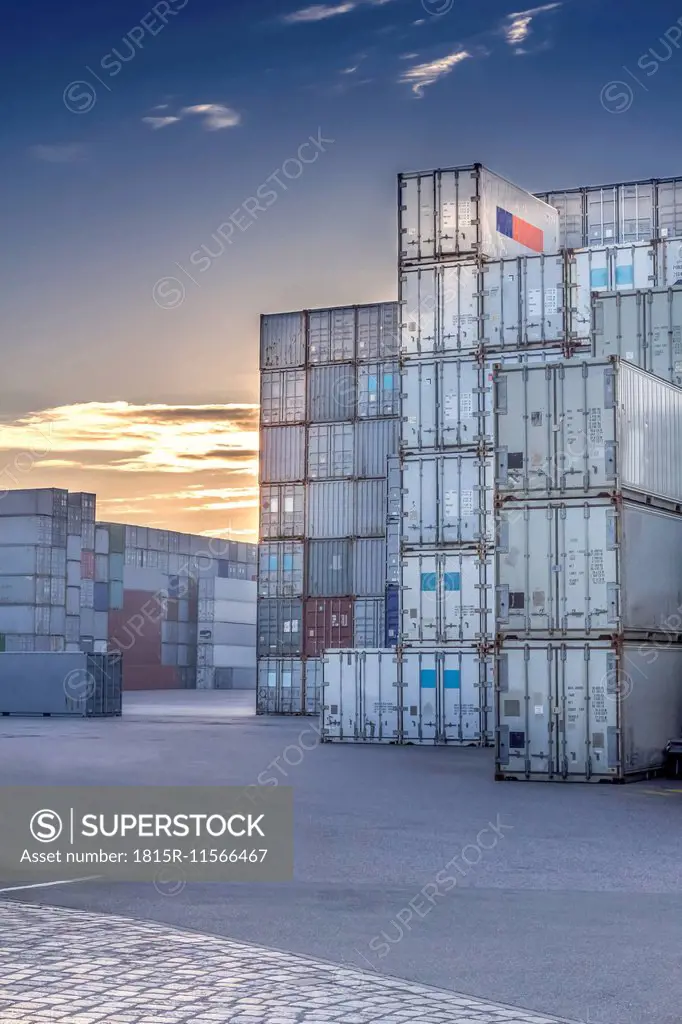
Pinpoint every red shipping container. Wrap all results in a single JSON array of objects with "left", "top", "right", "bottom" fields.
[
  {"left": 81, "top": 550, "right": 95, "bottom": 580},
  {"left": 304, "top": 598, "right": 353, "bottom": 657}
]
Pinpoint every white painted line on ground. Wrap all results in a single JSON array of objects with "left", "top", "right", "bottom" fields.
[{"left": 0, "top": 876, "right": 101, "bottom": 893}]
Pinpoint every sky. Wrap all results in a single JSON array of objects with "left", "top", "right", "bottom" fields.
[{"left": 2, "top": 0, "right": 682, "bottom": 540}]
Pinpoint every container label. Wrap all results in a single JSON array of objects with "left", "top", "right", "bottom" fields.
[
  {"left": 534, "top": 705, "right": 544, "bottom": 716},
  {"left": 545, "top": 288, "right": 559, "bottom": 315},
  {"left": 527, "top": 288, "right": 542, "bottom": 317},
  {"left": 443, "top": 393, "right": 460, "bottom": 423},
  {"left": 459, "top": 392, "right": 473, "bottom": 419},
  {"left": 441, "top": 201, "right": 458, "bottom": 231}
]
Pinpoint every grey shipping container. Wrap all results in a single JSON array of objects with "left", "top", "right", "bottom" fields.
[
  {"left": 494, "top": 358, "right": 682, "bottom": 505},
  {"left": 308, "top": 307, "right": 356, "bottom": 363},
  {"left": 353, "top": 538, "right": 386, "bottom": 596},
  {"left": 260, "top": 311, "right": 306, "bottom": 369},
  {"left": 260, "top": 369, "right": 306, "bottom": 425},
  {"left": 0, "top": 489, "right": 67, "bottom": 518},
  {"left": 258, "top": 541, "right": 304, "bottom": 598},
  {"left": 402, "top": 452, "right": 487, "bottom": 547},
  {"left": 355, "top": 480, "right": 387, "bottom": 537},
  {"left": 356, "top": 303, "right": 399, "bottom": 361},
  {"left": 354, "top": 598, "right": 384, "bottom": 647},
  {"left": 306, "top": 481, "right": 353, "bottom": 539},
  {"left": 0, "top": 652, "right": 121, "bottom": 717},
  {"left": 257, "top": 657, "right": 304, "bottom": 714},
  {"left": 401, "top": 358, "right": 486, "bottom": 451},
  {"left": 355, "top": 419, "right": 399, "bottom": 478},
  {"left": 261, "top": 426, "right": 305, "bottom": 483},
  {"left": 0, "top": 516, "right": 55, "bottom": 546},
  {"left": 357, "top": 363, "right": 400, "bottom": 418},
  {"left": 197, "top": 621, "right": 256, "bottom": 646},
  {"left": 212, "top": 666, "right": 257, "bottom": 690},
  {"left": 400, "top": 163, "right": 559, "bottom": 264},
  {"left": 496, "top": 498, "right": 682, "bottom": 638},
  {"left": 308, "top": 364, "right": 356, "bottom": 422},
  {"left": 307, "top": 540, "right": 352, "bottom": 597},
  {"left": 496, "top": 640, "right": 682, "bottom": 782},
  {"left": 592, "top": 286, "right": 682, "bottom": 387},
  {"left": 308, "top": 423, "right": 354, "bottom": 479},
  {"left": 257, "top": 598, "right": 303, "bottom": 656}
]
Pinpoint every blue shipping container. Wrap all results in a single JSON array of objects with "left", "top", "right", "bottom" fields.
[
  {"left": 94, "top": 582, "right": 109, "bottom": 613},
  {"left": 384, "top": 585, "right": 400, "bottom": 648}
]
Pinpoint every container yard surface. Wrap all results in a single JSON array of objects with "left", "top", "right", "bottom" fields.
[{"left": 0, "top": 689, "right": 680, "bottom": 1024}]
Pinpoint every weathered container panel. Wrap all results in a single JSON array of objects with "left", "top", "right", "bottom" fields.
[
  {"left": 401, "top": 648, "right": 493, "bottom": 745},
  {"left": 257, "top": 598, "right": 303, "bottom": 657},
  {"left": 306, "top": 481, "right": 353, "bottom": 539},
  {"left": 304, "top": 598, "right": 353, "bottom": 657},
  {"left": 260, "top": 369, "right": 306, "bottom": 425},
  {"left": 258, "top": 541, "right": 304, "bottom": 598},
  {"left": 402, "top": 453, "right": 486, "bottom": 547},
  {"left": 308, "top": 364, "right": 356, "bottom": 423},
  {"left": 357, "top": 363, "right": 400, "bottom": 418},
  {"left": 308, "top": 423, "right": 354, "bottom": 479},
  {"left": 260, "top": 426, "right": 305, "bottom": 484},
  {"left": 355, "top": 419, "right": 399, "bottom": 478},
  {"left": 257, "top": 658, "right": 304, "bottom": 715},
  {"left": 322, "top": 649, "right": 399, "bottom": 743},
  {"left": 260, "top": 312, "right": 305, "bottom": 368},
  {"left": 402, "top": 358, "right": 485, "bottom": 451},
  {"left": 260, "top": 484, "right": 305, "bottom": 539},
  {"left": 307, "top": 539, "right": 352, "bottom": 597},
  {"left": 354, "top": 598, "right": 384, "bottom": 648},
  {"left": 353, "top": 538, "right": 386, "bottom": 596}
]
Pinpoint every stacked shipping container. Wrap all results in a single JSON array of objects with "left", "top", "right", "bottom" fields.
[{"left": 257, "top": 302, "right": 400, "bottom": 715}]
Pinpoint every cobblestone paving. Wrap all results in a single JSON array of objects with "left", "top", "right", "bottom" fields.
[{"left": 0, "top": 900, "right": 576, "bottom": 1024}]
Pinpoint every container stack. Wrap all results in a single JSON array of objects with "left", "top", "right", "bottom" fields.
[
  {"left": 197, "top": 576, "right": 257, "bottom": 690},
  {"left": 493, "top": 358, "right": 682, "bottom": 783},
  {"left": 257, "top": 302, "right": 400, "bottom": 715}
]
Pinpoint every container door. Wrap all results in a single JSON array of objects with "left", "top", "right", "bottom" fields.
[
  {"left": 591, "top": 292, "right": 645, "bottom": 363},
  {"left": 322, "top": 652, "right": 347, "bottom": 739},
  {"left": 401, "top": 553, "right": 438, "bottom": 644},
  {"left": 496, "top": 505, "right": 554, "bottom": 635},
  {"left": 360, "top": 651, "right": 399, "bottom": 741},
  {"left": 494, "top": 365, "right": 554, "bottom": 497},
  {"left": 441, "top": 551, "right": 484, "bottom": 643},
  {"left": 559, "top": 644, "right": 615, "bottom": 780},
  {"left": 556, "top": 363, "right": 617, "bottom": 493},
  {"left": 400, "top": 174, "right": 435, "bottom": 263},
  {"left": 440, "top": 358, "right": 482, "bottom": 448},
  {"left": 402, "top": 361, "right": 436, "bottom": 451},
  {"left": 522, "top": 255, "right": 565, "bottom": 347},
  {"left": 400, "top": 649, "right": 438, "bottom": 743},
  {"left": 440, "top": 264, "right": 479, "bottom": 354},
  {"left": 481, "top": 258, "right": 518, "bottom": 351},
  {"left": 615, "top": 242, "right": 654, "bottom": 290},
  {"left": 570, "top": 249, "right": 608, "bottom": 343},
  {"left": 439, "top": 168, "right": 480, "bottom": 257},
  {"left": 439, "top": 454, "right": 485, "bottom": 545},
  {"left": 556, "top": 503, "right": 619, "bottom": 634},
  {"left": 402, "top": 456, "right": 437, "bottom": 546},
  {"left": 401, "top": 267, "right": 437, "bottom": 357},
  {"left": 646, "top": 288, "right": 682, "bottom": 386},
  {"left": 662, "top": 239, "right": 682, "bottom": 286},
  {"left": 496, "top": 644, "right": 556, "bottom": 777},
  {"left": 441, "top": 649, "right": 487, "bottom": 745}
]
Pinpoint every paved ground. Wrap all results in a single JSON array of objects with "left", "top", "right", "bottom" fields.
[
  {"left": 0, "top": 901, "right": 573, "bottom": 1023},
  {"left": 0, "top": 692, "right": 681, "bottom": 1024}
]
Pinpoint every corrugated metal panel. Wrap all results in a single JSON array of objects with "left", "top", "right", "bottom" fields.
[
  {"left": 261, "top": 312, "right": 305, "bottom": 368},
  {"left": 306, "top": 481, "right": 353, "bottom": 539},
  {"left": 308, "top": 364, "right": 356, "bottom": 422},
  {"left": 354, "top": 598, "right": 384, "bottom": 647},
  {"left": 402, "top": 359, "right": 486, "bottom": 451},
  {"left": 356, "top": 303, "right": 399, "bottom": 361},
  {"left": 402, "top": 453, "right": 487, "bottom": 547},
  {"left": 0, "top": 516, "right": 55, "bottom": 546},
  {"left": 352, "top": 538, "right": 386, "bottom": 596},
  {"left": 308, "top": 307, "right": 356, "bottom": 363},
  {"left": 199, "top": 577, "right": 257, "bottom": 601},
  {"left": 258, "top": 541, "right": 304, "bottom": 598},
  {"left": 308, "top": 423, "right": 354, "bottom": 479},
  {"left": 261, "top": 426, "right": 305, "bottom": 483},
  {"left": 257, "top": 657, "right": 304, "bottom": 714},
  {"left": 355, "top": 420, "right": 399, "bottom": 478},
  {"left": 591, "top": 290, "right": 646, "bottom": 366},
  {"left": 496, "top": 640, "right": 682, "bottom": 781},
  {"left": 355, "top": 480, "right": 387, "bottom": 537},
  {"left": 199, "top": 598, "right": 256, "bottom": 625},
  {"left": 307, "top": 540, "right": 352, "bottom": 597},
  {"left": 399, "top": 165, "right": 559, "bottom": 264},
  {"left": 67, "top": 534, "right": 81, "bottom": 560},
  {"left": 304, "top": 598, "right": 353, "bottom": 657},
  {"left": 197, "top": 621, "right": 256, "bottom": 646},
  {"left": 0, "top": 489, "right": 67, "bottom": 518},
  {"left": 357, "top": 362, "right": 400, "bottom": 418},
  {"left": 257, "top": 598, "right": 303, "bottom": 656},
  {"left": 95, "top": 554, "right": 109, "bottom": 582},
  {"left": 0, "top": 545, "right": 53, "bottom": 576},
  {"left": 67, "top": 561, "right": 80, "bottom": 587},
  {"left": 260, "top": 369, "right": 306, "bottom": 425},
  {"left": 494, "top": 357, "right": 682, "bottom": 504}
]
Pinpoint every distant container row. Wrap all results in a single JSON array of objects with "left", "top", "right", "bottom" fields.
[
  {"left": 258, "top": 590, "right": 399, "bottom": 658},
  {"left": 259, "top": 537, "right": 399, "bottom": 597},
  {"left": 261, "top": 303, "right": 399, "bottom": 371},
  {"left": 261, "top": 364, "right": 400, "bottom": 424}
]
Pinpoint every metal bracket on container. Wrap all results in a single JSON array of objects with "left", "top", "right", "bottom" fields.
[{"left": 496, "top": 585, "right": 509, "bottom": 623}]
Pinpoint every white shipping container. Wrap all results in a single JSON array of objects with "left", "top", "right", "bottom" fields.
[
  {"left": 402, "top": 453, "right": 487, "bottom": 547},
  {"left": 199, "top": 577, "right": 257, "bottom": 602},
  {"left": 401, "top": 648, "right": 493, "bottom": 746},
  {"left": 662, "top": 238, "right": 682, "bottom": 285},
  {"left": 94, "top": 611, "right": 108, "bottom": 639},
  {"left": 496, "top": 498, "right": 682, "bottom": 637},
  {"left": 213, "top": 644, "right": 256, "bottom": 669},
  {"left": 481, "top": 254, "right": 566, "bottom": 351},
  {"left": 496, "top": 640, "right": 682, "bottom": 782},
  {"left": 95, "top": 554, "right": 109, "bottom": 583},
  {"left": 645, "top": 287, "right": 682, "bottom": 386},
  {"left": 0, "top": 489, "right": 67, "bottom": 518},
  {"left": 401, "top": 263, "right": 479, "bottom": 357},
  {"left": 0, "top": 545, "right": 53, "bottom": 576},
  {"left": 308, "top": 307, "right": 356, "bottom": 363},
  {"left": 80, "top": 579, "right": 94, "bottom": 610},
  {"left": 494, "top": 358, "right": 682, "bottom": 504},
  {"left": 0, "top": 516, "right": 54, "bottom": 546},
  {"left": 199, "top": 598, "right": 257, "bottom": 626},
  {"left": 50, "top": 607, "right": 65, "bottom": 634},
  {"left": 65, "top": 616, "right": 80, "bottom": 643},
  {"left": 322, "top": 649, "right": 400, "bottom": 743},
  {"left": 67, "top": 560, "right": 80, "bottom": 587},
  {"left": 400, "top": 164, "right": 560, "bottom": 264},
  {"left": 197, "top": 621, "right": 256, "bottom": 646},
  {"left": 569, "top": 242, "right": 656, "bottom": 341},
  {"left": 401, "top": 358, "right": 486, "bottom": 451},
  {"left": 402, "top": 550, "right": 491, "bottom": 644},
  {"left": 257, "top": 657, "right": 304, "bottom": 714}
]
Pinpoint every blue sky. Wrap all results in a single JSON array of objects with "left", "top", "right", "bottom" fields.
[{"left": 1, "top": 0, "right": 682, "bottom": 537}]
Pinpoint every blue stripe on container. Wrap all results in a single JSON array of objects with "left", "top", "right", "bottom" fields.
[
  {"left": 420, "top": 669, "right": 437, "bottom": 689},
  {"left": 444, "top": 669, "right": 461, "bottom": 690}
]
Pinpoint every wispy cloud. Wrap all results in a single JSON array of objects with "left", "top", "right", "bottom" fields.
[
  {"left": 281, "top": 0, "right": 395, "bottom": 23},
  {"left": 29, "top": 144, "right": 88, "bottom": 163},
  {"left": 400, "top": 50, "right": 472, "bottom": 96},
  {"left": 142, "top": 103, "right": 241, "bottom": 132},
  {"left": 504, "top": 3, "right": 561, "bottom": 51}
]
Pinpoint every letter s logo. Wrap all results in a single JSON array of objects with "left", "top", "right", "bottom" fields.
[{"left": 30, "top": 809, "right": 63, "bottom": 843}]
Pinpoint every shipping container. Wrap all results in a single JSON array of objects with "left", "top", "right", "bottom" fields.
[
  {"left": 401, "top": 648, "right": 493, "bottom": 745},
  {"left": 210, "top": 667, "right": 257, "bottom": 690},
  {"left": 197, "top": 622, "right": 256, "bottom": 646},
  {"left": 354, "top": 598, "right": 384, "bottom": 648},
  {"left": 400, "top": 164, "right": 560, "bottom": 264},
  {"left": 66, "top": 587, "right": 80, "bottom": 617},
  {"left": 355, "top": 419, "right": 399, "bottom": 478},
  {"left": 308, "top": 364, "right": 356, "bottom": 422},
  {"left": 496, "top": 498, "right": 682, "bottom": 638},
  {"left": 0, "top": 576, "right": 54, "bottom": 606},
  {"left": 199, "top": 597, "right": 256, "bottom": 626},
  {"left": 0, "top": 546, "right": 56, "bottom": 577},
  {"left": 402, "top": 453, "right": 487, "bottom": 547},
  {"left": 198, "top": 576, "right": 256, "bottom": 602},
  {"left": 353, "top": 538, "right": 386, "bottom": 596},
  {"left": 0, "top": 516, "right": 55, "bottom": 546},
  {"left": 480, "top": 254, "right": 566, "bottom": 350},
  {"left": 209, "top": 644, "right": 256, "bottom": 670},
  {"left": 258, "top": 541, "right": 304, "bottom": 598},
  {"left": 0, "top": 488, "right": 67, "bottom": 518},
  {"left": 357, "top": 303, "right": 399, "bottom": 361},
  {"left": 400, "top": 263, "right": 479, "bottom": 357},
  {"left": 308, "top": 307, "right": 356, "bottom": 363},
  {"left": 260, "top": 369, "right": 306, "bottom": 425},
  {"left": 569, "top": 242, "right": 656, "bottom": 341},
  {"left": 387, "top": 456, "right": 401, "bottom": 520},
  {"left": 385, "top": 586, "right": 400, "bottom": 648},
  {"left": 402, "top": 550, "right": 491, "bottom": 644},
  {"left": 257, "top": 657, "right": 304, "bottom": 714},
  {"left": 307, "top": 539, "right": 352, "bottom": 597},
  {"left": 357, "top": 363, "right": 400, "bottom": 418},
  {"left": 260, "top": 426, "right": 305, "bottom": 483},
  {"left": 355, "top": 480, "right": 387, "bottom": 537},
  {"left": 401, "top": 358, "right": 486, "bottom": 451},
  {"left": 536, "top": 176, "right": 682, "bottom": 248},
  {"left": 108, "top": 580, "right": 124, "bottom": 610},
  {"left": 0, "top": 651, "right": 121, "bottom": 717},
  {"left": 260, "top": 311, "right": 306, "bottom": 368},
  {"left": 307, "top": 423, "right": 354, "bottom": 479},
  {"left": 304, "top": 657, "right": 324, "bottom": 715},
  {"left": 95, "top": 554, "right": 109, "bottom": 583},
  {"left": 494, "top": 358, "right": 682, "bottom": 505},
  {"left": 257, "top": 598, "right": 303, "bottom": 656},
  {"left": 496, "top": 639, "right": 682, "bottom": 782},
  {"left": 304, "top": 597, "right": 353, "bottom": 657},
  {"left": 95, "top": 527, "right": 109, "bottom": 555},
  {"left": 0, "top": 606, "right": 53, "bottom": 635},
  {"left": 386, "top": 522, "right": 400, "bottom": 586},
  {"left": 322, "top": 649, "right": 400, "bottom": 742},
  {"left": 65, "top": 616, "right": 80, "bottom": 642},
  {"left": 306, "top": 480, "right": 352, "bottom": 539}
]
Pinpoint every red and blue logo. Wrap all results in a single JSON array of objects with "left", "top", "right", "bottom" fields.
[{"left": 496, "top": 207, "right": 544, "bottom": 253}]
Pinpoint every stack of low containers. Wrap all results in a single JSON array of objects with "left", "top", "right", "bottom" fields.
[
  {"left": 257, "top": 302, "right": 400, "bottom": 714},
  {"left": 196, "top": 575, "right": 257, "bottom": 690}
]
